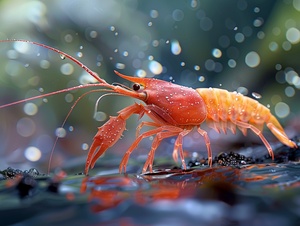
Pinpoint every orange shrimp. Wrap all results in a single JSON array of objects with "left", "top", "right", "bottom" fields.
[{"left": 0, "top": 40, "right": 297, "bottom": 175}]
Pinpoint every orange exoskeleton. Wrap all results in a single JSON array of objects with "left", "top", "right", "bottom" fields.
[{"left": 0, "top": 40, "right": 297, "bottom": 175}]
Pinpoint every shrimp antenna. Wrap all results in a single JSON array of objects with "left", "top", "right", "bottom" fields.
[
  {"left": 94, "top": 93, "right": 125, "bottom": 117},
  {"left": 0, "top": 39, "right": 106, "bottom": 84},
  {"left": 47, "top": 88, "right": 114, "bottom": 174}
]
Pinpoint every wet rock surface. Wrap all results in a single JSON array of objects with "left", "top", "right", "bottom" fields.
[{"left": 0, "top": 139, "right": 300, "bottom": 226}]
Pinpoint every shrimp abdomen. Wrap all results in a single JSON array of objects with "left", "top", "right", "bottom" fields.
[{"left": 196, "top": 88, "right": 296, "bottom": 149}]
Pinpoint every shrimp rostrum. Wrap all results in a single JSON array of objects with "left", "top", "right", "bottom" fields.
[{"left": 0, "top": 40, "right": 297, "bottom": 175}]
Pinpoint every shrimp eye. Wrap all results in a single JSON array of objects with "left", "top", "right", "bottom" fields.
[{"left": 133, "top": 83, "right": 140, "bottom": 91}]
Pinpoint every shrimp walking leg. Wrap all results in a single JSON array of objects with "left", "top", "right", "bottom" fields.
[
  {"left": 142, "top": 130, "right": 181, "bottom": 173},
  {"left": 119, "top": 125, "right": 183, "bottom": 173},
  {"left": 197, "top": 127, "right": 213, "bottom": 166},
  {"left": 172, "top": 128, "right": 193, "bottom": 170},
  {"left": 234, "top": 120, "right": 274, "bottom": 159},
  {"left": 119, "top": 127, "right": 163, "bottom": 173}
]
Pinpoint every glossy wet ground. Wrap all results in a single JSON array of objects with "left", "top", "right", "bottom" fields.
[{"left": 1, "top": 140, "right": 300, "bottom": 226}]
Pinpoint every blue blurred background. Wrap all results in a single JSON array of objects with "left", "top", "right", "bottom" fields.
[{"left": 0, "top": 0, "right": 299, "bottom": 173}]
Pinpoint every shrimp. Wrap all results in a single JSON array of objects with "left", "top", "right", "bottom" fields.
[{"left": 0, "top": 40, "right": 297, "bottom": 175}]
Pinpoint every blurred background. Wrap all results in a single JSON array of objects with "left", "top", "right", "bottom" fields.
[{"left": 0, "top": 0, "right": 299, "bottom": 173}]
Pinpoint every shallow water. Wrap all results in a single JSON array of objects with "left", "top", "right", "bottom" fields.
[{"left": 1, "top": 144, "right": 300, "bottom": 226}]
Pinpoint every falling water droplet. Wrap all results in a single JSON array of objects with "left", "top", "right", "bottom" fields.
[
  {"left": 60, "top": 54, "right": 66, "bottom": 60},
  {"left": 252, "top": 92, "right": 262, "bottom": 99}
]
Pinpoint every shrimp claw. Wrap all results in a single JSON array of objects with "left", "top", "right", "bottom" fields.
[{"left": 85, "top": 103, "right": 144, "bottom": 174}]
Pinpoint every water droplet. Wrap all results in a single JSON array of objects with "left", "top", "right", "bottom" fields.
[
  {"left": 136, "top": 69, "right": 147, "bottom": 78},
  {"left": 82, "top": 143, "right": 89, "bottom": 151},
  {"left": 212, "top": 48, "right": 222, "bottom": 58},
  {"left": 24, "top": 146, "right": 42, "bottom": 162},
  {"left": 190, "top": 0, "right": 198, "bottom": 8},
  {"left": 252, "top": 92, "right": 262, "bottom": 99},
  {"left": 110, "top": 26, "right": 115, "bottom": 31},
  {"left": 149, "top": 60, "right": 163, "bottom": 75},
  {"left": 77, "top": 52, "right": 83, "bottom": 57},
  {"left": 60, "top": 54, "right": 66, "bottom": 60},
  {"left": 115, "top": 63, "right": 125, "bottom": 69},
  {"left": 237, "top": 87, "right": 248, "bottom": 95},
  {"left": 69, "top": 126, "right": 74, "bottom": 132},
  {"left": 194, "top": 65, "right": 200, "bottom": 71},
  {"left": 90, "top": 31, "right": 98, "bottom": 38},
  {"left": 79, "top": 72, "right": 98, "bottom": 84},
  {"left": 55, "top": 127, "right": 67, "bottom": 138},
  {"left": 150, "top": 10, "right": 159, "bottom": 18},
  {"left": 171, "top": 40, "right": 182, "bottom": 55},
  {"left": 14, "top": 42, "right": 30, "bottom": 54},
  {"left": 254, "top": 7, "right": 260, "bottom": 13},
  {"left": 198, "top": 76, "right": 205, "bottom": 82}
]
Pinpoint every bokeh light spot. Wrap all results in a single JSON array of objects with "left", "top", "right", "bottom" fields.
[
  {"left": 228, "top": 59, "right": 237, "bottom": 68},
  {"left": 172, "top": 9, "right": 184, "bottom": 21},
  {"left": 94, "top": 111, "right": 107, "bottom": 121},
  {"left": 40, "top": 60, "right": 50, "bottom": 69},
  {"left": 17, "top": 117, "right": 36, "bottom": 137},
  {"left": 245, "top": 51, "right": 260, "bottom": 68},
  {"left": 60, "top": 63, "right": 74, "bottom": 75},
  {"left": 200, "top": 17, "right": 213, "bottom": 31},
  {"left": 23, "top": 103, "right": 38, "bottom": 116},
  {"left": 286, "top": 27, "right": 300, "bottom": 44},
  {"left": 275, "top": 102, "right": 290, "bottom": 118},
  {"left": 24, "top": 146, "right": 42, "bottom": 162},
  {"left": 285, "top": 86, "right": 295, "bottom": 97}
]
